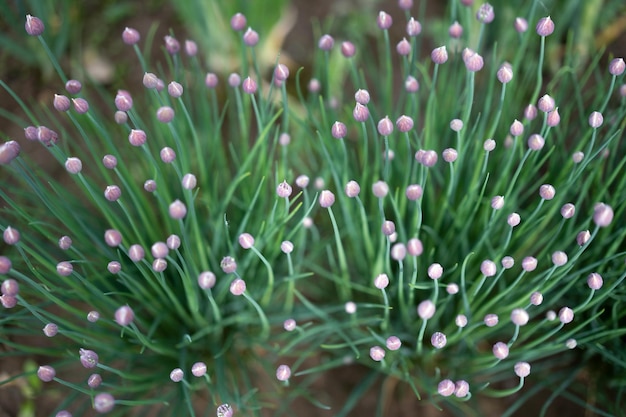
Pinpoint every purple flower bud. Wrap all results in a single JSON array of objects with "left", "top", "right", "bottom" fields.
[
  {"left": 447, "top": 283, "right": 459, "bottom": 294},
  {"left": 54, "top": 94, "right": 71, "bottom": 112},
  {"left": 497, "top": 63, "right": 513, "bottom": 83},
  {"left": 156, "top": 106, "right": 175, "bottom": 123},
  {"left": 230, "top": 278, "right": 246, "bottom": 295},
  {"left": 404, "top": 75, "right": 419, "bottom": 92},
  {"left": 353, "top": 103, "right": 370, "bottom": 122},
  {"left": 1, "top": 278, "right": 18, "bottom": 295},
  {"left": 510, "top": 119, "right": 524, "bottom": 136},
  {"left": 514, "top": 17, "right": 528, "bottom": 33},
  {"left": 396, "top": 38, "right": 411, "bottom": 56},
  {"left": 104, "top": 229, "right": 122, "bottom": 247},
  {"left": 344, "top": 180, "right": 361, "bottom": 198},
  {"left": 220, "top": 256, "right": 237, "bottom": 274},
  {"left": 272, "top": 64, "right": 290, "bottom": 83},
  {"left": 72, "top": 98, "right": 89, "bottom": 114},
  {"left": 506, "top": 213, "right": 520, "bottom": 228},
  {"left": 407, "top": 18, "right": 422, "bottom": 37},
  {"left": 539, "top": 184, "right": 555, "bottom": 200},
  {"left": 230, "top": 13, "right": 247, "bottom": 31},
  {"left": 484, "top": 313, "right": 499, "bottom": 327},
  {"left": 511, "top": 308, "right": 529, "bottom": 326},
  {"left": 405, "top": 184, "right": 423, "bottom": 201},
  {"left": 398, "top": 0, "right": 413, "bottom": 10},
  {"left": 572, "top": 151, "right": 584, "bottom": 163},
  {"left": 115, "top": 305, "right": 134, "bottom": 326},
  {"left": 587, "top": 272, "right": 603, "bottom": 290},
  {"left": 242, "top": 77, "right": 257, "bottom": 94},
  {"left": 282, "top": 318, "right": 297, "bottom": 332},
  {"left": 185, "top": 40, "right": 198, "bottom": 56},
  {"left": 128, "top": 129, "right": 146, "bottom": 146},
  {"left": 3, "top": 227, "right": 20, "bottom": 245},
  {"left": 431, "top": 46, "right": 448, "bottom": 64},
  {"left": 546, "top": 310, "right": 557, "bottom": 321},
  {"left": 122, "top": 27, "right": 140, "bottom": 45},
  {"left": 524, "top": 104, "right": 538, "bottom": 120},
  {"left": 88, "top": 373, "right": 102, "bottom": 388},
  {"left": 546, "top": 108, "right": 560, "bottom": 127},
  {"left": 276, "top": 364, "right": 291, "bottom": 381},
  {"left": 386, "top": 336, "right": 401, "bottom": 350},
  {"left": 242, "top": 27, "right": 259, "bottom": 47},
  {"left": 448, "top": 21, "right": 462, "bottom": 38},
  {"left": 0, "top": 257, "right": 12, "bottom": 275},
  {"left": 377, "top": 116, "right": 394, "bottom": 136},
  {"left": 483, "top": 139, "right": 496, "bottom": 152},
  {"left": 377, "top": 11, "right": 393, "bottom": 29},
  {"left": 609, "top": 58, "right": 625, "bottom": 76},
  {"left": 169, "top": 200, "right": 187, "bottom": 220},
  {"left": 128, "top": 244, "right": 145, "bottom": 262},
  {"left": 420, "top": 150, "right": 438, "bottom": 167},
  {"left": 37, "top": 365, "right": 55, "bottom": 382},
  {"left": 341, "top": 41, "right": 356, "bottom": 57},
  {"left": 530, "top": 291, "right": 543, "bottom": 305},
  {"left": 593, "top": 203, "right": 613, "bottom": 227},
  {"left": 438, "top": 379, "right": 455, "bottom": 397},
  {"left": 493, "top": 342, "right": 509, "bottom": 359},
  {"left": 56, "top": 261, "right": 73, "bottom": 276},
  {"left": 491, "top": 195, "right": 504, "bottom": 210},
  {"left": 455, "top": 380, "right": 470, "bottom": 398},
  {"left": 527, "top": 133, "right": 545, "bottom": 150},
  {"left": 104, "top": 185, "right": 121, "bottom": 202},
  {"left": 1, "top": 294, "right": 17, "bottom": 308},
  {"left": 238, "top": 233, "right": 255, "bottom": 249},
  {"left": 0, "top": 141, "right": 21, "bottom": 165},
  {"left": 217, "top": 404, "right": 233, "bottom": 417},
  {"left": 191, "top": 362, "right": 207, "bottom": 377},
  {"left": 455, "top": 314, "right": 468, "bottom": 327},
  {"left": 354, "top": 89, "right": 370, "bottom": 105},
  {"left": 551, "top": 250, "right": 568, "bottom": 266},
  {"left": 522, "top": 256, "right": 537, "bottom": 272},
  {"left": 480, "top": 260, "right": 497, "bottom": 276},
  {"left": 417, "top": 300, "right": 435, "bottom": 319},
  {"left": 463, "top": 48, "right": 484, "bottom": 71},
  {"left": 107, "top": 261, "right": 121, "bottom": 274},
  {"left": 391, "top": 243, "right": 407, "bottom": 261},
  {"left": 407, "top": 238, "right": 423, "bottom": 256},
  {"left": 114, "top": 90, "right": 133, "bottom": 112},
  {"left": 198, "top": 271, "right": 216, "bottom": 290},
  {"left": 164, "top": 35, "right": 180, "bottom": 55},
  {"left": 274, "top": 180, "right": 292, "bottom": 198},
  {"left": 588, "top": 111, "right": 603, "bottom": 128},
  {"left": 228, "top": 73, "right": 241, "bottom": 87},
  {"left": 93, "top": 393, "right": 115, "bottom": 413},
  {"left": 43, "top": 323, "right": 58, "bottom": 337},
  {"left": 331, "top": 121, "right": 347, "bottom": 139},
  {"left": 372, "top": 181, "right": 389, "bottom": 198},
  {"left": 160, "top": 147, "right": 176, "bottom": 163},
  {"left": 476, "top": 3, "right": 495, "bottom": 23},
  {"left": 502, "top": 256, "right": 515, "bottom": 269},
  {"left": 442, "top": 148, "right": 458, "bottom": 163},
  {"left": 170, "top": 368, "right": 184, "bottom": 382},
  {"left": 116, "top": 110, "right": 129, "bottom": 122},
  {"left": 150, "top": 242, "right": 169, "bottom": 259},
  {"left": 369, "top": 346, "right": 385, "bottom": 361},
  {"left": 514, "top": 362, "right": 531, "bottom": 378},
  {"left": 280, "top": 241, "right": 294, "bottom": 255},
  {"left": 102, "top": 155, "right": 117, "bottom": 170},
  {"left": 87, "top": 311, "right": 100, "bottom": 322},
  {"left": 182, "top": 173, "right": 197, "bottom": 190},
  {"left": 536, "top": 16, "right": 555, "bottom": 37},
  {"left": 428, "top": 263, "right": 443, "bottom": 280},
  {"left": 25, "top": 15, "right": 45, "bottom": 36},
  {"left": 318, "top": 34, "right": 334, "bottom": 51},
  {"left": 395, "top": 115, "right": 414, "bottom": 132},
  {"left": 374, "top": 273, "right": 390, "bottom": 290},
  {"left": 167, "top": 82, "right": 183, "bottom": 98},
  {"left": 79, "top": 348, "right": 99, "bottom": 368},
  {"left": 559, "top": 307, "right": 574, "bottom": 324},
  {"left": 23, "top": 125, "right": 37, "bottom": 141},
  {"left": 65, "top": 79, "right": 82, "bottom": 94},
  {"left": 295, "top": 175, "right": 309, "bottom": 188},
  {"left": 431, "top": 332, "right": 447, "bottom": 349},
  {"left": 538, "top": 94, "right": 555, "bottom": 112},
  {"left": 319, "top": 190, "right": 335, "bottom": 208},
  {"left": 577, "top": 230, "right": 591, "bottom": 246}
]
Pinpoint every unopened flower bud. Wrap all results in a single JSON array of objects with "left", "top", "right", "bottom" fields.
[
  {"left": 43, "top": 323, "right": 58, "bottom": 337},
  {"left": 56, "top": 261, "right": 73, "bottom": 276},
  {"left": 220, "top": 256, "right": 237, "bottom": 274},
  {"left": 538, "top": 94, "right": 555, "bottom": 112},
  {"left": 88, "top": 373, "right": 102, "bottom": 388},
  {"left": 407, "top": 238, "right": 423, "bottom": 256},
  {"left": 502, "top": 256, "right": 515, "bottom": 269},
  {"left": 93, "top": 393, "right": 115, "bottom": 413},
  {"left": 318, "top": 34, "right": 334, "bottom": 51},
  {"left": 377, "top": 11, "right": 393, "bottom": 30},
  {"left": 577, "top": 230, "right": 591, "bottom": 246},
  {"left": 431, "top": 331, "right": 447, "bottom": 349},
  {"left": 593, "top": 203, "right": 613, "bottom": 227},
  {"left": 493, "top": 342, "right": 509, "bottom": 359},
  {"left": 79, "top": 348, "right": 99, "bottom": 368},
  {"left": 536, "top": 16, "right": 555, "bottom": 37},
  {"left": 514, "top": 362, "right": 531, "bottom": 378},
  {"left": 558, "top": 307, "right": 574, "bottom": 324},
  {"left": 527, "top": 133, "right": 545, "bottom": 150},
  {"left": 169, "top": 200, "right": 187, "bottom": 220},
  {"left": 25, "top": 15, "right": 45, "bottom": 36},
  {"left": 551, "top": 251, "right": 568, "bottom": 266},
  {"left": 104, "top": 185, "right": 121, "bottom": 202},
  {"left": 476, "top": 3, "right": 494, "bottom": 23},
  {"left": 484, "top": 313, "right": 499, "bottom": 327},
  {"left": 514, "top": 17, "right": 528, "bottom": 33},
  {"left": 396, "top": 115, "right": 414, "bottom": 132},
  {"left": 156, "top": 106, "right": 175, "bottom": 123},
  {"left": 448, "top": 21, "right": 462, "bottom": 38},
  {"left": 128, "top": 244, "right": 145, "bottom": 262},
  {"left": 511, "top": 308, "right": 529, "bottom": 326},
  {"left": 128, "top": 129, "right": 146, "bottom": 146},
  {"left": 3, "top": 227, "right": 20, "bottom": 245},
  {"left": 230, "top": 278, "right": 246, "bottom": 295},
  {"left": 530, "top": 291, "right": 543, "bottom": 305},
  {"left": 609, "top": 58, "right": 625, "bottom": 76},
  {"left": 438, "top": 379, "right": 455, "bottom": 397},
  {"left": 588, "top": 111, "right": 603, "bottom": 128},
  {"left": 37, "top": 365, "right": 55, "bottom": 382},
  {"left": 115, "top": 305, "right": 134, "bottom": 326},
  {"left": 522, "top": 256, "right": 537, "bottom": 272},
  {"left": 54, "top": 94, "right": 71, "bottom": 112},
  {"left": 72, "top": 98, "right": 89, "bottom": 114},
  {"left": 407, "top": 18, "right": 422, "bottom": 37},
  {"left": 539, "top": 184, "right": 555, "bottom": 200},
  {"left": 0, "top": 141, "right": 21, "bottom": 165},
  {"left": 546, "top": 108, "right": 560, "bottom": 126},
  {"left": 122, "top": 27, "right": 140, "bottom": 45},
  {"left": 417, "top": 300, "right": 435, "bottom": 319},
  {"left": 369, "top": 346, "right": 385, "bottom": 361},
  {"left": 405, "top": 75, "right": 419, "bottom": 92},
  {"left": 341, "top": 41, "right": 356, "bottom": 57},
  {"left": 396, "top": 38, "right": 411, "bottom": 56},
  {"left": 184, "top": 40, "right": 197, "bottom": 56},
  {"left": 319, "top": 190, "right": 335, "bottom": 208},
  {"left": 510, "top": 119, "right": 523, "bottom": 136},
  {"left": 170, "top": 368, "right": 184, "bottom": 382},
  {"left": 587, "top": 272, "right": 603, "bottom": 290},
  {"left": 431, "top": 46, "right": 448, "bottom": 64}
]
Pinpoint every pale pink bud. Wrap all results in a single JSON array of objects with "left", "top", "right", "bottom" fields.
[
  {"left": 331, "top": 121, "right": 347, "bottom": 139},
  {"left": 511, "top": 308, "right": 529, "bottom": 326},
  {"left": 377, "top": 116, "right": 394, "bottom": 136},
  {"left": 428, "top": 263, "right": 443, "bottom": 280},
  {"left": 476, "top": 3, "right": 494, "bottom": 24},
  {"left": 431, "top": 331, "right": 447, "bottom": 349},
  {"left": 431, "top": 46, "right": 448, "bottom": 64},
  {"left": 405, "top": 75, "right": 419, "bottom": 92},
  {"left": 497, "top": 63, "right": 513, "bottom": 84},
  {"left": 3, "top": 227, "right": 20, "bottom": 245},
  {"left": 318, "top": 34, "right": 334, "bottom": 51},
  {"left": 276, "top": 364, "right": 291, "bottom": 381},
  {"left": 341, "top": 41, "right": 356, "bottom": 57},
  {"left": 536, "top": 16, "right": 555, "bottom": 37},
  {"left": 0, "top": 141, "right": 21, "bottom": 165},
  {"left": 558, "top": 307, "right": 574, "bottom": 324},
  {"left": 407, "top": 238, "right": 423, "bottom": 256},
  {"left": 609, "top": 58, "right": 625, "bottom": 76},
  {"left": 551, "top": 251, "right": 568, "bottom": 266},
  {"left": 230, "top": 278, "right": 246, "bottom": 295},
  {"left": 37, "top": 365, "right": 56, "bottom": 382},
  {"left": 54, "top": 94, "right": 71, "bottom": 112},
  {"left": 374, "top": 273, "right": 389, "bottom": 289},
  {"left": 192, "top": 362, "right": 207, "bottom": 377},
  {"left": 396, "top": 38, "right": 411, "bottom": 56},
  {"left": 242, "top": 77, "right": 257, "bottom": 94},
  {"left": 164, "top": 36, "right": 180, "bottom": 54},
  {"left": 156, "top": 106, "right": 175, "bottom": 123},
  {"left": 538, "top": 94, "right": 555, "bottom": 112},
  {"left": 484, "top": 314, "right": 499, "bottom": 327},
  {"left": 480, "top": 260, "right": 497, "bottom": 277},
  {"left": 283, "top": 318, "right": 296, "bottom": 331},
  {"left": 372, "top": 181, "right": 389, "bottom": 198},
  {"left": 588, "top": 111, "right": 603, "bottom": 128},
  {"left": 25, "top": 15, "right": 45, "bottom": 36},
  {"left": 65, "top": 157, "right": 82, "bottom": 174},
  {"left": 319, "top": 190, "right": 335, "bottom": 208},
  {"left": 228, "top": 73, "right": 241, "bottom": 87},
  {"left": 491, "top": 195, "right": 504, "bottom": 210},
  {"left": 446, "top": 283, "right": 459, "bottom": 294},
  {"left": 507, "top": 212, "right": 521, "bottom": 227},
  {"left": 448, "top": 21, "right": 462, "bottom": 38},
  {"left": 514, "top": 362, "right": 531, "bottom": 378},
  {"left": 102, "top": 155, "right": 117, "bottom": 169},
  {"left": 170, "top": 368, "right": 184, "bottom": 382},
  {"left": 493, "top": 342, "right": 509, "bottom": 359},
  {"left": 274, "top": 64, "right": 290, "bottom": 81},
  {"left": 198, "top": 271, "right": 216, "bottom": 289},
  {"left": 510, "top": 119, "right": 524, "bottom": 136},
  {"left": 527, "top": 133, "right": 545, "bottom": 150},
  {"left": 463, "top": 48, "right": 484, "bottom": 71},
  {"left": 115, "top": 305, "right": 134, "bottom": 326},
  {"left": 405, "top": 184, "right": 423, "bottom": 200},
  {"left": 522, "top": 256, "right": 537, "bottom": 272},
  {"left": 56, "top": 261, "right": 73, "bottom": 276},
  {"left": 442, "top": 148, "right": 457, "bottom": 163},
  {"left": 502, "top": 256, "right": 515, "bottom": 269},
  {"left": 43, "top": 323, "right": 58, "bottom": 337},
  {"left": 396, "top": 115, "right": 414, "bottom": 132},
  {"left": 455, "top": 314, "right": 468, "bottom": 327},
  {"left": 280, "top": 241, "right": 294, "bottom": 254},
  {"left": 205, "top": 73, "right": 218, "bottom": 88},
  {"left": 220, "top": 256, "right": 237, "bottom": 274},
  {"left": 587, "top": 272, "right": 603, "bottom": 290},
  {"left": 104, "top": 185, "right": 121, "bottom": 202},
  {"left": 524, "top": 104, "right": 538, "bottom": 120},
  {"left": 391, "top": 243, "right": 407, "bottom": 261},
  {"left": 417, "top": 300, "right": 435, "bottom": 319},
  {"left": 122, "top": 27, "right": 140, "bottom": 44},
  {"left": 407, "top": 17, "right": 422, "bottom": 37},
  {"left": 238, "top": 233, "right": 255, "bottom": 249},
  {"left": 169, "top": 199, "right": 187, "bottom": 219},
  {"left": 377, "top": 11, "right": 393, "bottom": 30},
  {"left": 546, "top": 108, "right": 560, "bottom": 126},
  {"left": 144, "top": 179, "right": 157, "bottom": 193},
  {"left": 72, "top": 98, "right": 89, "bottom": 114},
  {"left": 381, "top": 221, "right": 395, "bottom": 236},
  {"left": 438, "top": 379, "right": 455, "bottom": 397},
  {"left": 593, "top": 203, "right": 613, "bottom": 227},
  {"left": 128, "top": 129, "right": 146, "bottom": 146},
  {"left": 182, "top": 173, "right": 197, "bottom": 190},
  {"left": 577, "top": 230, "right": 591, "bottom": 246},
  {"left": 539, "top": 184, "right": 555, "bottom": 200},
  {"left": 369, "top": 346, "right": 385, "bottom": 362},
  {"left": 560, "top": 202, "right": 575, "bottom": 218},
  {"left": 295, "top": 175, "right": 309, "bottom": 188},
  {"left": 530, "top": 291, "right": 543, "bottom": 305},
  {"left": 231, "top": 13, "right": 247, "bottom": 31},
  {"left": 514, "top": 17, "right": 528, "bottom": 33}
]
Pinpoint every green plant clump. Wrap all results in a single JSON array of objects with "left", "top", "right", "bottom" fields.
[{"left": 1, "top": 1, "right": 625, "bottom": 416}]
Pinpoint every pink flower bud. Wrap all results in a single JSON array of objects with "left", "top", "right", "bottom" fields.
[
  {"left": 539, "top": 184, "right": 555, "bottom": 200},
  {"left": 407, "top": 18, "right": 422, "bottom": 37},
  {"left": 115, "top": 305, "right": 134, "bottom": 326},
  {"left": 546, "top": 108, "right": 560, "bottom": 126},
  {"left": 538, "top": 94, "right": 555, "bottom": 112},
  {"left": 345, "top": 180, "right": 360, "bottom": 198},
  {"left": 431, "top": 331, "right": 447, "bottom": 348},
  {"left": 25, "top": 15, "right": 45, "bottom": 36},
  {"left": 169, "top": 199, "right": 187, "bottom": 219},
  {"left": 37, "top": 365, "right": 55, "bottom": 382},
  {"left": 377, "top": 11, "right": 393, "bottom": 30},
  {"left": 587, "top": 273, "right": 603, "bottom": 290},
  {"left": 609, "top": 58, "right": 625, "bottom": 76},
  {"left": 3, "top": 227, "right": 20, "bottom": 245},
  {"left": 428, "top": 263, "right": 443, "bottom": 280},
  {"left": 407, "top": 238, "right": 423, "bottom": 256},
  {"left": 372, "top": 181, "right": 389, "bottom": 198},
  {"left": 484, "top": 314, "right": 499, "bottom": 327},
  {"left": 243, "top": 27, "right": 259, "bottom": 46},
  {"left": 510, "top": 119, "right": 524, "bottom": 136},
  {"left": 476, "top": 3, "right": 494, "bottom": 23},
  {"left": 230, "top": 278, "right": 246, "bottom": 295},
  {"left": 405, "top": 75, "right": 419, "bottom": 92},
  {"left": 318, "top": 34, "right": 334, "bottom": 51},
  {"left": 128, "top": 129, "right": 146, "bottom": 146},
  {"left": 530, "top": 291, "right": 543, "bottom": 305},
  {"left": 497, "top": 63, "right": 513, "bottom": 83},
  {"left": 72, "top": 98, "right": 89, "bottom": 114},
  {"left": 448, "top": 21, "right": 462, "bottom": 38},
  {"left": 559, "top": 307, "right": 574, "bottom": 324},
  {"left": 242, "top": 77, "right": 257, "bottom": 94},
  {"left": 514, "top": 362, "right": 531, "bottom": 378},
  {"left": 122, "top": 27, "right": 140, "bottom": 45},
  {"left": 156, "top": 106, "right": 175, "bottom": 123},
  {"left": 442, "top": 148, "right": 457, "bottom": 163},
  {"left": 0, "top": 141, "right": 21, "bottom": 165},
  {"left": 511, "top": 308, "right": 529, "bottom": 326},
  {"left": 588, "top": 111, "right": 603, "bottom": 128},
  {"left": 493, "top": 342, "right": 509, "bottom": 359},
  {"left": 377, "top": 116, "right": 394, "bottom": 136},
  {"left": 276, "top": 364, "right": 291, "bottom": 381},
  {"left": 536, "top": 16, "right": 555, "bottom": 37},
  {"left": 396, "top": 38, "right": 411, "bottom": 56},
  {"left": 577, "top": 230, "right": 591, "bottom": 246},
  {"left": 54, "top": 94, "right": 71, "bottom": 112},
  {"left": 396, "top": 115, "right": 414, "bottom": 132},
  {"left": 522, "top": 256, "right": 537, "bottom": 272},
  {"left": 417, "top": 300, "right": 435, "bottom": 319},
  {"left": 480, "top": 260, "right": 497, "bottom": 276},
  {"left": 231, "top": 13, "right": 247, "bottom": 31},
  {"left": 431, "top": 46, "right": 448, "bottom": 64},
  {"left": 331, "top": 121, "right": 347, "bottom": 139},
  {"left": 438, "top": 379, "right": 455, "bottom": 396},
  {"left": 593, "top": 203, "right": 613, "bottom": 227},
  {"left": 514, "top": 17, "right": 528, "bottom": 33},
  {"left": 527, "top": 133, "right": 545, "bottom": 150},
  {"left": 341, "top": 41, "right": 356, "bottom": 57},
  {"left": 369, "top": 346, "right": 385, "bottom": 361},
  {"left": 319, "top": 190, "right": 335, "bottom": 208},
  {"left": 374, "top": 273, "right": 389, "bottom": 289}
]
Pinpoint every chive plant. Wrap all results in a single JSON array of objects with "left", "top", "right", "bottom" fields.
[{"left": 1, "top": 1, "right": 625, "bottom": 416}]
